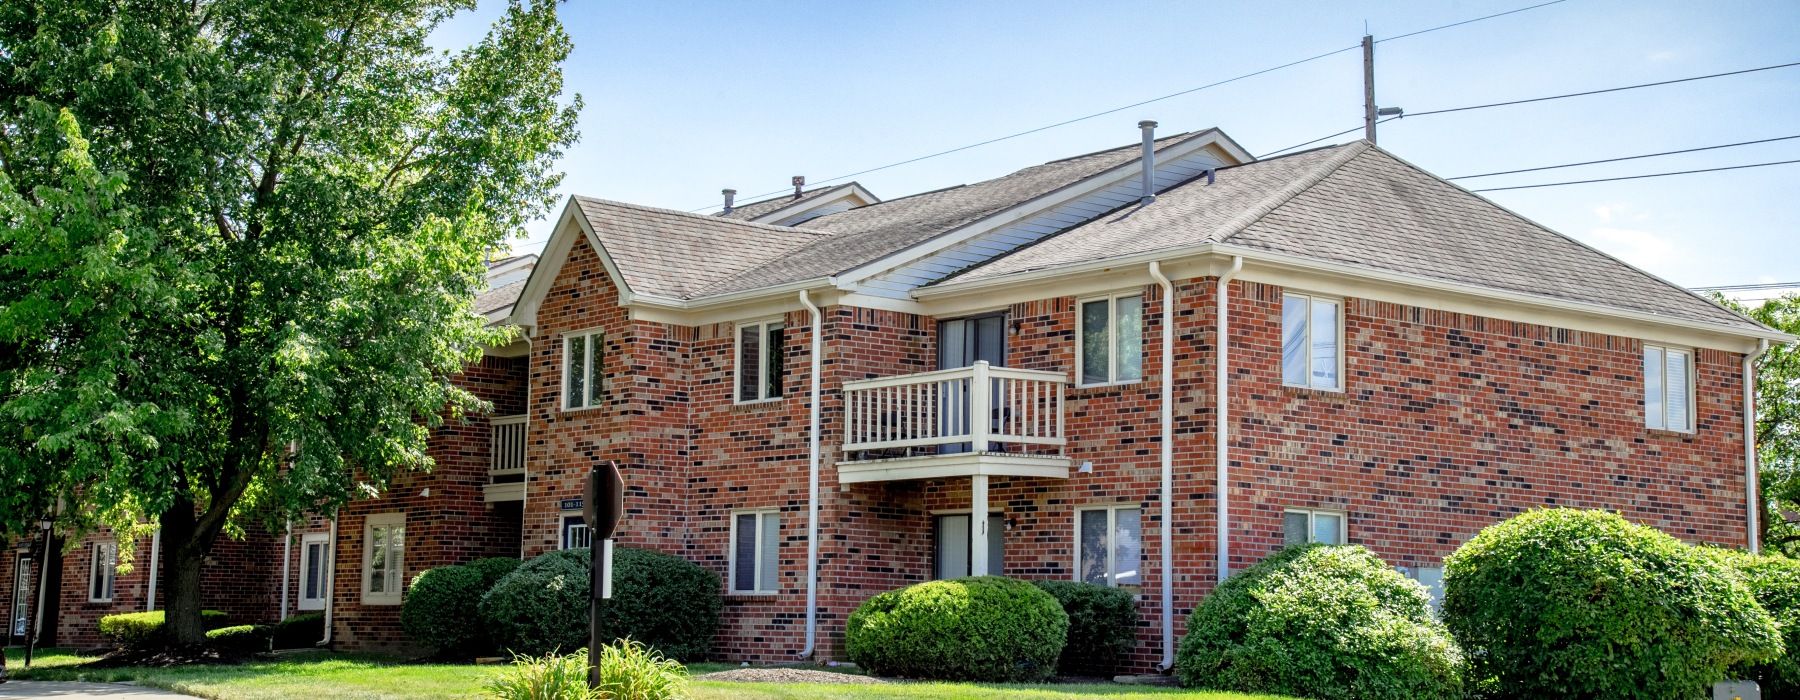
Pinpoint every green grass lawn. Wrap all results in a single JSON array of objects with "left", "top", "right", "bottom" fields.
[{"left": 5, "top": 647, "right": 1289, "bottom": 700}]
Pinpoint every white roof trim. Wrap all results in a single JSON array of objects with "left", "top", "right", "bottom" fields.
[
  {"left": 507, "top": 199, "right": 638, "bottom": 331},
  {"left": 746, "top": 183, "right": 881, "bottom": 225}
]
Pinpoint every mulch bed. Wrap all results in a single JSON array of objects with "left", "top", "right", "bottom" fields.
[
  {"left": 694, "top": 668, "right": 886, "bottom": 684},
  {"left": 81, "top": 646, "right": 257, "bottom": 669}
]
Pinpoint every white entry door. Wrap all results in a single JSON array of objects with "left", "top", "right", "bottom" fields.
[
  {"left": 298, "top": 534, "right": 329, "bottom": 611},
  {"left": 933, "top": 514, "right": 1003, "bottom": 579}
]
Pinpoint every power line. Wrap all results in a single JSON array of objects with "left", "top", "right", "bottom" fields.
[
  {"left": 687, "top": 0, "right": 1572, "bottom": 212},
  {"left": 1693, "top": 281, "right": 1800, "bottom": 292},
  {"left": 1400, "top": 60, "right": 1800, "bottom": 119},
  {"left": 1448, "top": 134, "right": 1800, "bottom": 179},
  {"left": 1469, "top": 158, "right": 1800, "bottom": 192},
  {"left": 1258, "top": 117, "right": 1401, "bottom": 158}
]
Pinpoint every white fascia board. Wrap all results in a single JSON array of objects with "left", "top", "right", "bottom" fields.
[
  {"left": 830, "top": 132, "right": 1245, "bottom": 290},
  {"left": 626, "top": 279, "right": 843, "bottom": 326},
  {"left": 508, "top": 198, "right": 637, "bottom": 331},
  {"left": 747, "top": 183, "right": 880, "bottom": 225},
  {"left": 915, "top": 245, "right": 1792, "bottom": 353}
]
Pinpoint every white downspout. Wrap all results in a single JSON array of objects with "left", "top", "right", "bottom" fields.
[
  {"left": 798, "top": 290, "right": 824, "bottom": 659},
  {"left": 145, "top": 529, "right": 160, "bottom": 612},
  {"left": 280, "top": 520, "right": 293, "bottom": 620},
  {"left": 319, "top": 511, "right": 338, "bottom": 647},
  {"left": 1215, "top": 257, "right": 1244, "bottom": 585},
  {"left": 1147, "top": 262, "right": 1176, "bottom": 671},
  {"left": 1746, "top": 339, "right": 1772, "bottom": 553}
]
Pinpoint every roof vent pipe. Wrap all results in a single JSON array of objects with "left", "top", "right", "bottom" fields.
[
  {"left": 791, "top": 175, "right": 806, "bottom": 199},
  {"left": 721, "top": 189, "right": 737, "bottom": 214},
  {"left": 1138, "top": 120, "right": 1158, "bottom": 204}
]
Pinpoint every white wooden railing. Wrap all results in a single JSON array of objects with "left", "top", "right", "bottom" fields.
[
  {"left": 842, "top": 362, "right": 1067, "bottom": 456},
  {"left": 490, "top": 414, "right": 527, "bottom": 479}
]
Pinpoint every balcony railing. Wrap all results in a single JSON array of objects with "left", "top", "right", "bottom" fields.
[
  {"left": 486, "top": 414, "right": 527, "bottom": 502},
  {"left": 842, "top": 362, "right": 1067, "bottom": 458}
]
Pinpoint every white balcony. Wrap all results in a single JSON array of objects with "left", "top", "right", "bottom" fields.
[
  {"left": 839, "top": 362, "right": 1070, "bottom": 484},
  {"left": 484, "top": 414, "right": 527, "bottom": 503}
]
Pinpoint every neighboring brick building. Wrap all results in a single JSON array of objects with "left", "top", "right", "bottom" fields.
[{"left": 5, "top": 127, "right": 1786, "bottom": 672}]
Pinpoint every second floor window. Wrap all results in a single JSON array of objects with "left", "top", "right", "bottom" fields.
[
  {"left": 1282, "top": 293, "right": 1341, "bottom": 390},
  {"left": 1644, "top": 345, "right": 1693, "bottom": 432},
  {"left": 737, "top": 320, "right": 785, "bottom": 402},
  {"left": 564, "top": 331, "right": 603, "bottom": 410},
  {"left": 89, "top": 541, "right": 117, "bottom": 602},
  {"left": 1079, "top": 294, "right": 1144, "bottom": 385}
]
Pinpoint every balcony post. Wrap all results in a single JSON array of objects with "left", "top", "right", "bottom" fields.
[
  {"left": 970, "top": 473, "right": 989, "bottom": 577},
  {"left": 970, "top": 361, "right": 991, "bottom": 453}
]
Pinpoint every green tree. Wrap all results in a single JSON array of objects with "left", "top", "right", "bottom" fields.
[
  {"left": 0, "top": 0, "right": 579, "bottom": 645},
  {"left": 1716, "top": 294, "right": 1800, "bottom": 554}
]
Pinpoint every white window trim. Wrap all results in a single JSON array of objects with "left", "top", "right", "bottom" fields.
[
  {"left": 88, "top": 541, "right": 117, "bottom": 603},
  {"left": 1643, "top": 343, "right": 1697, "bottom": 433},
  {"left": 560, "top": 512, "right": 592, "bottom": 550},
  {"left": 1075, "top": 292, "right": 1146, "bottom": 388},
  {"left": 1281, "top": 292, "right": 1346, "bottom": 392},
  {"left": 1073, "top": 505, "right": 1142, "bottom": 589},
  {"left": 297, "top": 533, "right": 329, "bottom": 611},
  {"left": 727, "top": 508, "right": 781, "bottom": 595},
  {"left": 733, "top": 318, "right": 786, "bottom": 404},
  {"left": 361, "top": 513, "right": 405, "bottom": 605},
  {"left": 561, "top": 329, "right": 604, "bottom": 413},
  {"left": 1284, "top": 508, "right": 1348, "bottom": 545}
]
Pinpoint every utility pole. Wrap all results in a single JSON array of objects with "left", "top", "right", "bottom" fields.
[{"left": 1362, "top": 34, "right": 1377, "bottom": 144}]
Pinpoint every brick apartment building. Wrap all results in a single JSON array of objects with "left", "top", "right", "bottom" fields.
[{"left": 6, "top": 126, "right": 1789, "bottom": 671}]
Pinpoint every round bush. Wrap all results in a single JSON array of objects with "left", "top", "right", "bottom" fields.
[
  {"left": 1443, "top": 509, "right": 1782, "bottom": 700},
  {"left": 1176, "top": 544, "right": 1464, "bottom": 700},
  {"left": 402, "top": 564, "right": 489, "bottom": 653},
  {"left": 1031, "top": 580, "right": 1137, "bottom": 676},
  {"left": 481, "top": 547, "right": 723, "bottom": 661},
  {"left": 846, "top": 576, "right": 1069, "bottom": 682},
  {"left": 596, "top": 547, "right": 723, "bottom": 662},
  {"left": 205, "top": 624, "right": 273, "bottom": 653},
  {"left": 1702, "top": 548, "right": 1800, "bottom": 696},
  {"left": 467, "top": 557, "right": 523, "bottom": 589}
]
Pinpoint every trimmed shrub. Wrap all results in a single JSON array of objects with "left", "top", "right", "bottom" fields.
[
  {"left": 270, "top": 612, "right": 324, "bottom": 650},
  {"left": 1175, "top": 544, "right": 1464, "bottom": 700},
  {"left": 1031, "top": 580, "right": 1137, "bottom": 676},
  {"left": 1704, "top": 548, "right": 1800, "bottom": 696},
  {"left": 98, "top": 610, "right": 231, "bottom": 649},
  {"left": 846, "top": 576, "right": 1069, "bottom": 682},
  {"left": 1443, "top": 509, "right": 1782, "bottom": 700},
  {"left": 481, "top": 548, "right": 591, "bottom": 657},
  {"left": 595, "top": 547, "right": 723, "bottom": 663},
  {"left": 467, "top": 557, "right": 523, "bottom": 589},
  {"left": 402, "top": 564, "right": 488, "bottom": 653},
  {"left": 206, "top": 624, "right": 273, "bottom": 652}
]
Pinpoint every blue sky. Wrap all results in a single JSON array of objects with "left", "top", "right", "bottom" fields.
[{"left": 433, "top": 0, "right": 1800, "bottom": 289}]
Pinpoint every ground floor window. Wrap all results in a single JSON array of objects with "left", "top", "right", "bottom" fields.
[
  {"left": 362, "top": 513, "right": 405, "bottom": 605},
  {"left": 1078, "top": 506, "right": 1142, "bottom": 590},
  {"left": 1400, "top": 565, "right": 1446, "bottom": 610},
  {"left": 299, "top": 533, "right": 329, "bottom": 611},
  {"left": 1283, "top": 508, "right": 1347, "bottom": 545},
  {"left": 562, "top": 513, "right": 591, "bottom": 550},
  {"left": 730, "top": 510, "right": 780, "bottom": 594},
  {"left": 933, "top": 513, "right": 1003, "bottom": 579},
  {"left": 10, "top": 554, "right": 30, "bottom": 639},
  {"left": 89, "top": 541, "right": 117, "bottom": 603}
]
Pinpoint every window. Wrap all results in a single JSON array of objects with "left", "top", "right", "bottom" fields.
[
  {"left": 10, "top": 554, "right": 29, "bottom": 639},
  {"left": 1399, "top": 566, "right": 1446, "bottom": 611},
  {"left": 88, "top": 542, "right": 117, "bottom": 603},
  {"left": 1283, "top": 509, "right": 1346, "bottom": 545},
  {"left": 562, "top": 514, "right": 591, "bottom": 550},
  {"left": 1644, "top": 345, "right": 1694, "bottom": 432},
  {"left": 1078, "top": 506, "right": 1142, "bottom": 589},
  {"left": 730, "top": 510, "right": 780, "bottom": 594},
  {"left": 298, "top": 533, "right": 329, "bottom": 611},
  {"left": 362, "top": 514, "right": 405, "bottom": 605},
  {"left": 1281, "top": 293, "right": 1341, "bottom": 390},
  {"left": 933, "top": 513, "right": 1003, "bottom": 579},
  {"left": 563, "top": 331, "right": 603, "bottom": 410},
  {"left": 736, "top": 319, "right": 785, "bottom": 403},
  {"left": 1078, "top": 294, "right": 1144, "bottom": 385}
]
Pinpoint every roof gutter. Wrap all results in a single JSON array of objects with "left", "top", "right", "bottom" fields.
[
  {"left": 1747, "top": 338, "right": 1772, "bottom": 553},
  {"left": 1148, "top": 261, "right": 1177, "bottom": 672},
  {"left": 798, "top": 290, "right": 825, "bottom": 660}
]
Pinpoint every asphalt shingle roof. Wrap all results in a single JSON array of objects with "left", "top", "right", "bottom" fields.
[
  {"left": 573, "top": 196, "right": 828, "bottom": 299},
  {"left": 715, "top": 185, "right": 847, "bottom": 221},
  {"left": 475, "top": 280, "right": 527, "bottom": 315},
  {"left": 945, "top": 141, "right": 1761, "bottom": 331}
]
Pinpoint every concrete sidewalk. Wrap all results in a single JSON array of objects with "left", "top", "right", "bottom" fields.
[{"left": 0, "top": 681, "right": 188, "bottom": 698}]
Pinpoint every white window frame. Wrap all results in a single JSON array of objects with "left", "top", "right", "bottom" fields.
[
  {"left": 1074, "top": 505, "right": 1142, "bottom": 589},
  {"left": 361, "top": 513, "right": 405, "bottom": 605},
  {"left": 298, "top": 533, "right": 329, "bottom": 612},
  {"left": 88, "top": 541, "right": 117, "bottom": 603},
  {"left": 1283, "top": 508, "right": 1348, "bottom": 545},
  {"left": 1075, "top": 292, "right": 1146, "bottom": 387},
  {"left": 561, "top": 512, "right": 592, "bottom": 550},
  {"left": 734, "top": 318, "right": 786, "bottom": 404},
  {"left": 727, "top": 509, "right": 781, "bottom": 595},
  {"left": 1280, "top": 292, "right": 1345, "bottom": 391},
  {"left": 562, "top": 329, "right": 604, "bottom": 412},
  {"left": 1643, "top": 344, "right": 1696, "bottom": 433}
]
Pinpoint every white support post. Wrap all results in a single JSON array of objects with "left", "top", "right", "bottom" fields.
[
  {"left": 970, "top": 361, "right": 991, "bottom": 454},
  {"left": 970, "top": 474, "right": 989, "bottom": 577}
]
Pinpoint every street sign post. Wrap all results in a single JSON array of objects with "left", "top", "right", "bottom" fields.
[{"left": 584, "top": 461, "right": 624, "bottom": 689}]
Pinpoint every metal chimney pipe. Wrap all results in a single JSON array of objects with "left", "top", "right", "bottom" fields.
[
  {"left": 721, "top": 189, "right": 737, "bottom": 214},
  {"left": 791, "top": 176, "right": 805, "bottom": 200},
  {"left": 1138, "top": 120, "right": 1158, "bottom": 204}
]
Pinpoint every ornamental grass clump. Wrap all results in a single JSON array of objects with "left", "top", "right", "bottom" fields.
[
  {"left": 1443, "top": 508, "right": 1782, "bottom": 700},
  {"left": 1175, "top": 543, "right": 1464, "bottom": 700},
  {"left": 484, "top": 642, "right": 686, "bottom": 700},
  {"left": 846, "top": 575, "right": 1069, "bottom": 682}
]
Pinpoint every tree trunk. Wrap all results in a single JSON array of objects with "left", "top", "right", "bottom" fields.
[{"left": 158, "top": 501, "right": 215, "bottom": 647}]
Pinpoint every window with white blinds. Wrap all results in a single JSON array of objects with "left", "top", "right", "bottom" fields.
[
  {"left": 1282, "top": 293, "right": 1342, "bottom": 390},
  {"left": 730, "top": 510, "right": 780, "bottom": 594},
  {"left": 1644, "top": 345, "right": 1694, "bottom": 432}
]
